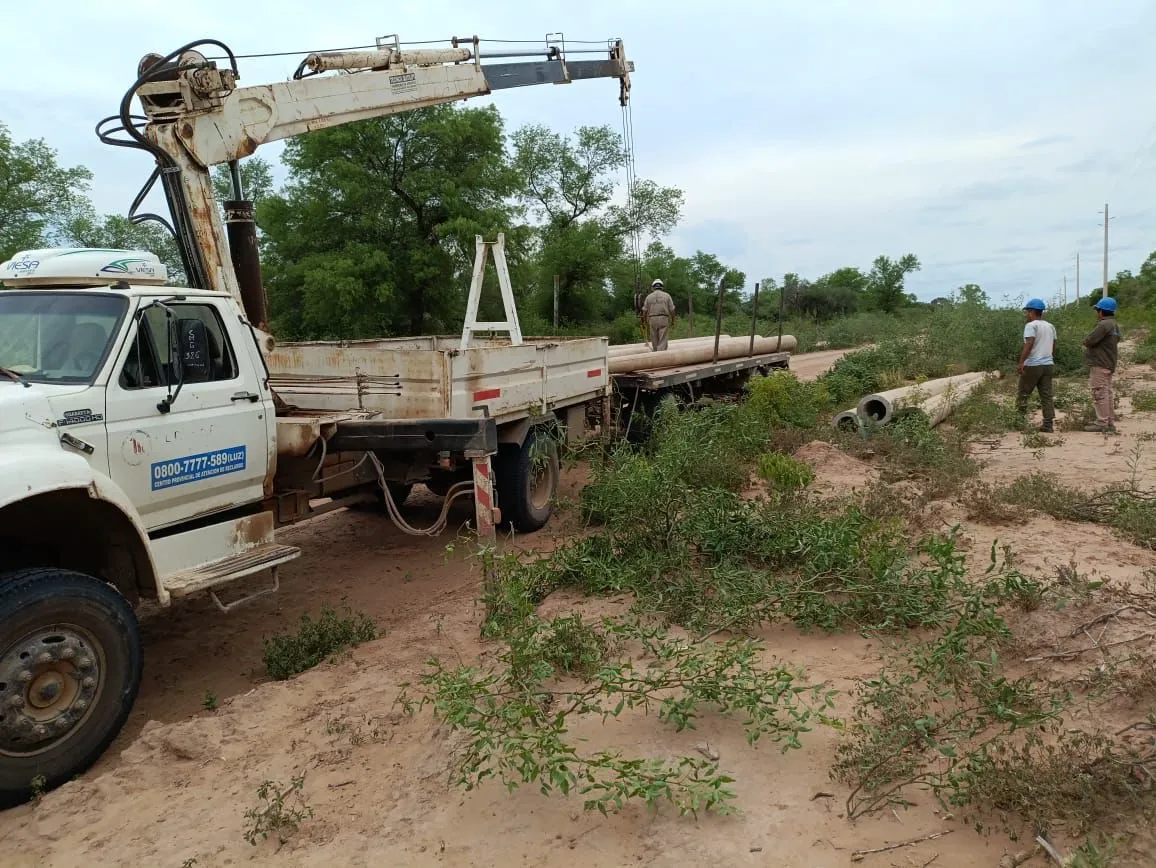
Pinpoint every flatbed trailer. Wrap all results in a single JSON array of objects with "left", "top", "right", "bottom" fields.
[{"left": 610, "top": 350, "right": 791, "bottom": 439}]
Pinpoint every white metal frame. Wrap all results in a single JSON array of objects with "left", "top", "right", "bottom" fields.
[{"left": 460, "top": 233, "right": 523, "bottom": 350}]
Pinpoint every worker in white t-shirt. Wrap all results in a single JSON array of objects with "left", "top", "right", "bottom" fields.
[{"left": 1016, "top": 298, "right": 1057, "bottom": 433}]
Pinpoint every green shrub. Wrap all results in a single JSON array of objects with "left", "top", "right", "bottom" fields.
[
  {"left": 1131, "top": 391, "right": 1156, "bottom": 411},
  {"left": 756, "top": 452, "right": 815, "bottom": 493},
  {"left": 745, "top": 371, "right": 827, "bottom": 429},
  {"left": 263, "top": 606, "right": 377, "bottom": 680}
]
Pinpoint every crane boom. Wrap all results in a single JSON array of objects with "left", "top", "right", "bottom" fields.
[{"left": 99, "top": 35, "right": 633, "bottom": 337}]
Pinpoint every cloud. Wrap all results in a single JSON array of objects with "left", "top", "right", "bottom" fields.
[
  {"left": 3, "top": 0, "right": 1156, "bottom": 304},
  {"left": 1019, "top": 134, "right": 1075, "bottom": 150}
]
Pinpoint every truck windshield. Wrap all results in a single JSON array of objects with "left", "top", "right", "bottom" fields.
[{"left": 0, "top": 292, "right": 128, "bottom": 384}]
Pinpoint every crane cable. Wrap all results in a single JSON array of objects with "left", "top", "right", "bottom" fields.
[{"left": 620, "top": 97, "right": 644, "bottom": 324}]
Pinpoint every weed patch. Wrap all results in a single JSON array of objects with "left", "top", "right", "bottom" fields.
[
  {"left": 950, "top": 385, "right": 1023, "bottom": 436},
  {"left": 1000, "top": 473, "right": 1156, "bottom": 549},
  {"left": 263, "top": 605, "right": 377, "bottom": 680},
  {"left": 756, "top": 452, "right": 814, "bottom": 493},
  {"left": 403, "top": 615, "right": 835, "bottom": 817},
  {"left": 876, "top": 413, "right": 978, "bottom": 497},
  {"left": 243, "top": 774, "right": 312, "bottom": 846},
  {"left": 1132, "top": 391, "right": 1156, "bottom": 412}
]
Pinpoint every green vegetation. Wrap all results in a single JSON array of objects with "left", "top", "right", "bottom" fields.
[
  {"left": 756, "top": 452, "right": 814, "bottom": 493},
  {"left": 242, "top": 774, "right": 312, "bottom": 847},
  {"left": 262, "top": 605, "right": 377, "bottom": 680}
]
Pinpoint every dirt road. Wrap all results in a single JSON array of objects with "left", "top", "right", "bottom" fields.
[
  {"left": 7, "top": 347, "right": 1153, "bottom": 866},
  {"left": 787, "top": 347, "right": 853, "bottom": 381}
]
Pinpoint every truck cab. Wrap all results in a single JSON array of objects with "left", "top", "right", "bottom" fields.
[{"left": 0, "top": 248, "right": 298, "bottom": 807}]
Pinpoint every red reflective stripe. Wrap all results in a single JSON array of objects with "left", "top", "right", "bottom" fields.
[
  {"left": 587, "top": 368, "right": 603, "bottom": 378},
  {"left": 473, "top": 388, "right": 501, "bottom": 401}
]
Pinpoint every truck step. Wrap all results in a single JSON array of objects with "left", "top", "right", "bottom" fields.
[{"left": 162, "top": 542, "right": 301, "bottom": 600}]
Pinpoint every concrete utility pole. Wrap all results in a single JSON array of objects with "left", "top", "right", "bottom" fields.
[
  {"left": 1101, "top": 203, "right": 1111, "bottom": 298},
  {"left": 1076, "top": 252, "right": 1080, "bottom": 300},
  {"left": 1063, "top": 274, "right": 1068, "bottom": 304}
]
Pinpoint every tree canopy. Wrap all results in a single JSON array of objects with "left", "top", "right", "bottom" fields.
[{"left": 4, "top": 107, "right": 1143, "bottom": 342}]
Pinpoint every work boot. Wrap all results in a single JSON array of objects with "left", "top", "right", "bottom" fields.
[
  {"left": 1083, "top": 423, "right": 1118, "bottom": 434},
  {"left": 1039, "top": 422, "right": 1054, "bottom": 433}
]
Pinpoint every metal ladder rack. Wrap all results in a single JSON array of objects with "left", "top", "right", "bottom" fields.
[{"left": 459, "top": 233, "right": 523, "bottom": 349}]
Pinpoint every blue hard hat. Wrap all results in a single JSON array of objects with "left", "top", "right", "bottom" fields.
[
  {"left": 1094, "top": 297, "right": 1118, "bottom": 312},
  {"left": 1023, "top": 298, "right": 1046, "bottom": 311}
]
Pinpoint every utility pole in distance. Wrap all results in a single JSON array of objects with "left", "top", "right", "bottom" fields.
[
  {"left": 1076, "top": 252, "right": 1080, "bottom": 301},
  {"left": 1099, "top": 203, "right": 1115, "bottom": 298}
]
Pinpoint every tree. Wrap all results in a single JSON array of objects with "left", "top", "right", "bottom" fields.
[
  {"left": 0, "top": 122, "right": 93, "bottom": 260},
  {"left": 60, "top": 208, "right": 186, "bottom": 285},
  {"left": 688, "top": 250, "right": 745, "bottom": 316},
  {"left": 867, "top": 253, "right": 921, "bottom": 313},
  {"left": 953, "top": 283, "right": 989, "bottom": 308},
  {"left": 258, "top": 105, "right": 522, "bottom": 339},
  {"left": 511, "top": 123, "right": 682, "bottom": 325},
  {"left": 210, "top": 156, "right": 275, "bottom": 205}
]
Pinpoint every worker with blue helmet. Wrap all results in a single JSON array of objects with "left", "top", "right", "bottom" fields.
[
  {"left": 1017, "top": 297, "right": 1056, "bottom": 432},
  {"left": 1083, "top": 296, "right": 1121, "bottom": 432}
]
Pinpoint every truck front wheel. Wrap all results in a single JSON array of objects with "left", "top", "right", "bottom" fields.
[
  {"left": 0, "top": 568, "right": 142, "bottom": 808},
  {"left": 495, "top": 428, "right": 560, "bottom": 533}
]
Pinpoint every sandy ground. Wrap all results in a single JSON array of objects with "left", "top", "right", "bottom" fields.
[{"left": 3, "top": 348, "right": 1155, "bottom": 867}]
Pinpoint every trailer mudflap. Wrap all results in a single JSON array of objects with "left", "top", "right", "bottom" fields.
[{"left": 328, "top": 417, "right": 498, "bottom": 455}]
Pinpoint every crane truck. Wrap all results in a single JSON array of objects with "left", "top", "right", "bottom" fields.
[{"left": 0, "top": 33, "right": 636, "bottom": 807}]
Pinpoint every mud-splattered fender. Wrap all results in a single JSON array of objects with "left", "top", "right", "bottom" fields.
[{"left": 0, "top": 443, "right": 166, "bottom": 605}]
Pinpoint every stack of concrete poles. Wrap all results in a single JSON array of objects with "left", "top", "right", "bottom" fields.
[
  {"left": 895, "top": 371, "right": 1003, "bottom": 427},
  {"left": 607, "top": 335, "right": 731, "bottom": 357},
  {"left": 608, "top": 335, "right": 798, "bottom": 375},
  {"left": 832, "top": 371, "right": 1002, "bottom": 430},
  {"left": 856, "top": 372, "right": 994, "bottom": 425}
]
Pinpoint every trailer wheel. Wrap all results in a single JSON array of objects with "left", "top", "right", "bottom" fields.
[
  {"left": 495, "top": 428, "right": 560, "bottom": 533},
  {"left": 0, "top": 568, "right": 142, "bottom": 808}
]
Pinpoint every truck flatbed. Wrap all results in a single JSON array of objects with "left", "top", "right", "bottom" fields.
[{"left": 610, "top": 350, "right": 791, "bottom": 391}]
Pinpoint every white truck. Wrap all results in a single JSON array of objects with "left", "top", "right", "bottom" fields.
[{"left": 0, "top": 33, "right": 633, "bottom": 807}]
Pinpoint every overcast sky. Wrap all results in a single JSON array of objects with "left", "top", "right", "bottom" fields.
[{"left": 4, "top": 0, "right": 1155, "bottom": 305}]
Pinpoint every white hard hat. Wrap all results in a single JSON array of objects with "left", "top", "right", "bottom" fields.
[{"left": 651, "top": 279, "right": 664, "bottom": 288}]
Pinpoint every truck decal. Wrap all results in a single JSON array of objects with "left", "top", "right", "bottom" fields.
[
  {"left": 150, "top": 446, "right": 247, "bottom": 491},
  {"left": 56, "top": 408, "right": 104, "bottom": 427}
]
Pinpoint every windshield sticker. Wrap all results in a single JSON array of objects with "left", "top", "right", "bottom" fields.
[{"left": 150, "top": 446, "right": 247, "bottom": 491}]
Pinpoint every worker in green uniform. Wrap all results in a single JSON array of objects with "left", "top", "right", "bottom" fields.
[{"left": 1083, "top": 297, "right": 1121, "bottom": 433}]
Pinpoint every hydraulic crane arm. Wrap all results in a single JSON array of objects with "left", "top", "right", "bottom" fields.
[{"left": 98, "top": 35, "right": 633, "bottom": 334}]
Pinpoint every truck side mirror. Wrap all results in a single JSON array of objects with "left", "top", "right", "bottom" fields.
[
  {"left": 176, "top": 318, "right": 210, "bottom": 382},
  {"left": 154, "top": 315, "right": 207, "bottom": 414}
]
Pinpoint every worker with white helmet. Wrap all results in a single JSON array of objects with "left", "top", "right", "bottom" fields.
[
  {"left": 1082, "top": 296, "right": 1121, "bottom": 433},
  {"left": 641, "top": 278, "right": 676, "bottom": 352},
  {"left": 1016, "top": 298, "right": 1056, "bottom": 433}
]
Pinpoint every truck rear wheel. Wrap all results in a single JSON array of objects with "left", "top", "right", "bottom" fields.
[
  {"left": 495, "top": 428, "right": 560, "bottom": 533},
  {"left": 0, "top": 568, "right": 142, "bottom": 808}
]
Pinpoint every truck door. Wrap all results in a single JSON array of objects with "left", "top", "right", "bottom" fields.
[{"left": 103, "top": 299, "right": 271, "bottom": 531}]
